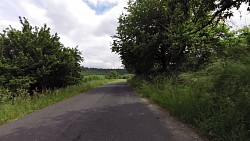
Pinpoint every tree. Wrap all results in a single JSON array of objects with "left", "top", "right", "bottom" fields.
[
  {"left": 112, "top": 0, "right": 232, "bottom": 74},
  {"left": 221, "top": 26, "right": 250, "bottom": 60},
  {"left": 183, "top": 0, "right": 250, "bottom": 32},
  {"left": 0, "top": 17, "right": 83, "bottom": 96},
  {"left": 112, "top": 0, "right": 188, "bottom": 74}
]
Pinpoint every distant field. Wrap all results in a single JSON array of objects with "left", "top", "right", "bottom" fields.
[{"left": 82, "top": 68, "right": 128, "bottom": 75}]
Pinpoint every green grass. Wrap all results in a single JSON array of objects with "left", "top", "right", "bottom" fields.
[
  {"left": 82, "top": 75, "right": 106, "bottom": 82},
  {"left": 129, "top": 59, "right": 250, "bottom": 141},
  {"left": 0, "top": 79, "right": 126, "bottom": 125},
  {"left": 82, "top": 68, "right": 128, "bottom": 75},
  {"left": 82, "top": 74, "right": 133, "bottom": 82}
]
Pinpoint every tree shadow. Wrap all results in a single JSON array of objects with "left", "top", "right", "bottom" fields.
[
  {"left": 0, "top": 82, "right": 175, "bottom": 141},
  {"left": 0, "top": 104, "right": 175, "bottom": 141}
]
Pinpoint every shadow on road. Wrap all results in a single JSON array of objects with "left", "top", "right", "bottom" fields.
[{"left": 0, "top": 82, "right": 174, "bottom": 141}]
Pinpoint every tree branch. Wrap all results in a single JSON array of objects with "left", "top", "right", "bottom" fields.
[{"left": 190, "top": 0, "right": 242, "bottom": 34}]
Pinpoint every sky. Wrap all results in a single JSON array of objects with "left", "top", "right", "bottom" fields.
[
  {"left": 0, "top": 0, "right": 127, "bottom": 68},
  {"left": 227, "top": 3, "right": 250, "bottom": 29},
  {"left": 0, "top": 0, "right": 249, "bottom": 68}
]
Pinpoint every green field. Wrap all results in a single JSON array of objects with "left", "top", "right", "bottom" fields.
[{"left": 82, "top": 68, "right": 128, "bottom": 75}]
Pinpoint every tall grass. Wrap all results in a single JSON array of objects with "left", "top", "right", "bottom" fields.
[
  {"left": 129, "top": 59, "right": 250, "bottom": 141},
  {"left": 0, "top": 79, "right": 125, "bottom": 125}
]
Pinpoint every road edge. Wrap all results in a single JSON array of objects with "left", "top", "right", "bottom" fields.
[{"left": 139, "top": 97, "right": 209, "bottom": 141}]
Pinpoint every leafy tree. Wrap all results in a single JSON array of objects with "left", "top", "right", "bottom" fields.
[
  {"left": 112, "top": 0, "right": 233, "bottom": 74},
  {"left": 112, "top": 0, "right": 189, "bottom": 74},
  {"left": 0, "top": 17, "right": 83, "bottom": 96},
  {"left": 182, "top": 0, "right": 250, "bottom": 32},
  {"left": 223, "top": 26, "right": 250, "bottom": 60}
]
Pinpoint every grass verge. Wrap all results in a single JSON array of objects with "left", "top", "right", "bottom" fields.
[
  {"left": 129, "top": 59, "right": 250, "bottom": 141},
  {"left": 0, "top": 79, "right": 126, "bottom": 125}
]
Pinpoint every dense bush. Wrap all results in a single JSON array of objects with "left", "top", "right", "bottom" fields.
[
  {"left": 130, "top": 58, "right": 250, "bottom": 140},
  {"left": 105, "top": 70, "right": 120, "bottom": 79},
  {"left": 129, "top": 26, "right": 250, "bottom": 140},
  {"left": 119, "top": 74, "right": 134, "bottom": 79},
  {"left": 0, "top": 17, "right": 83, "bottom": 99},
  {"left": 82, "top": 75, "right": 105, "bottom": 82}
]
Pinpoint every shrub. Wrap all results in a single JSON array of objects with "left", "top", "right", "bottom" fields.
[
  {"left": 119, "top": 74, "right": 134, "bottom": 79},
  {"left": 130, "top": 59, "right": 250, "bottom": 140},
  {"left": 105, "top": 71, "right": 119, "bottom": 79},
  {"left": 82, "top": 75, "right": 105, "bottom": 82},
  {"left": 0, "top": 17, "right": 83, "bottom": 98}
]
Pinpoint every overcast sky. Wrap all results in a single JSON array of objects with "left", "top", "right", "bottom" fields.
[{"left": 0, "top": 0, "right": 249, "bottom": 68}]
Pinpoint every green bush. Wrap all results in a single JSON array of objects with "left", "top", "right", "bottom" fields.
[
  {"left": 105, "top": 71, "right": 119, "bottom": 79},
  {"left": 0, "top": 87, "right": 11, "bottom": 103},
  {"left": 119, "top": 74, "right": 134, "bottom": 79},
  {"left": 0, "top": 17, "right": 83, "bottom": 99},
  {"left": 82, "top": 75, "right": 105, "bottom": 82},
  {"left": 130, "top": 58, "right": 250, "bottom": 140}
]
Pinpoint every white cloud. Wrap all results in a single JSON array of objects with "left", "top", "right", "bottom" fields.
[
  {"left": 85, "top": 0, "right": 118, "bottom": 6},
  {"left": 1, "top": 0, "right": 248, "bottom": 69},
  {"left": 0, "top": 20, "right": 20, "bottom": 29},
  {"left": 0, "top": 0, "right": 127, "bottom": 68},
  {"left": 19, "top": 2, "right": 50, "bottom": 25},
  {"left": 227, "top": 4, "right": 250, "bottom": 29}
]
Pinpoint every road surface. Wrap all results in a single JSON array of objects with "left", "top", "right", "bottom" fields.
[{"left": 0, "top": 82, "right": 205, "bottom": 141}]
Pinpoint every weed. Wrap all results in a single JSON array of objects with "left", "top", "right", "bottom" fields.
[
  {"left": 129, "top": 59, "right": 250, "bottom": 140},
  {"left": 0, "top": 79, "right": 125, "bottom": 125}
]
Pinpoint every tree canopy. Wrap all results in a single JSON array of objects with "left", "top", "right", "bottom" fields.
[
  {"left": 182, "top": 0, "right": 250, "bottom": 32},
  {"left": 112, "top": 0, "right": 249, "bottom": 74},
  {"left": 0, "top": 17, "right": 83, "bottom": 96}
]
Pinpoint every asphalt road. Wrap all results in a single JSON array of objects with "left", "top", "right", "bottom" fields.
[{"left": 0, "top": 82, "right": 204, "bottom": 141}]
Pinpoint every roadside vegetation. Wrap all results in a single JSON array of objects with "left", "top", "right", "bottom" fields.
[
  {"left": 112, "top": 0, "right": 250, "bottom": 140},
  {"left": 82, "top": 68, "right": 128, "bottom": 75},
  {"left": 129, "top": 54, "right": 250, "bottom": 140},
  {"left": 0, "top": 78, "right": 124, "bottom": 125},
  {"left": 82, "top": 71, "right": 133, "bottom": 82},
  {"left": 0, "top": 17, "right": 83, "bottom": 100},
  {"left": 0, "top": 17, "right": 128, "bottom": 125}
]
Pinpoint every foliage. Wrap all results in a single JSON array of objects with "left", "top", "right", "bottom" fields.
[
  {"left": 112, "top": 0, "right": 188, "bottom": 74},
  {"left": 115, "top": 0, "right": 250, "bottom": 139},
  {"left": 82, "top": 75, "right": 105, "bottom": 82},
  {"left": 119, "top": 74, "right": 134, "bottom": 79},
  {"left": 130, "top": 60, "right": 250, "bottom": 140},
  {"left": 82, "top": 73, "right": 131, "bottom": 83},
  {"left": 112, "top": 0, "right": 241, "bottom": 74},
  {"left": 0, "top": 79, "right": 124, "bottom": 125},
  {"left": 128, "top": 26, "right": 250, "bottom": 141},
  {"left": 82, "top": 68, "right": 128, "bottom": 75},
  {"left": 105, "top": 70, "right": 120, "bottom": 79},
  {"left": 183, "top": 0, "right": 250, "bottom": 32},
  {"left": 0, "top": 17, "right": 83, "bottom": 98}
]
